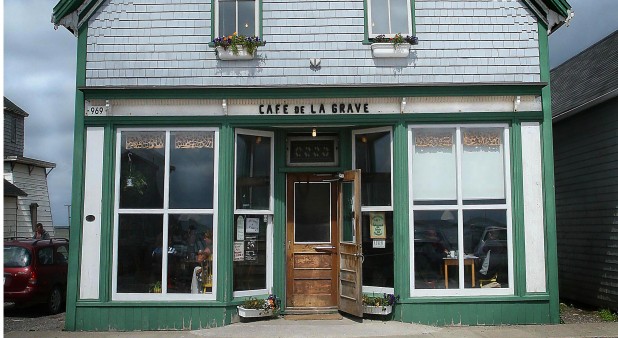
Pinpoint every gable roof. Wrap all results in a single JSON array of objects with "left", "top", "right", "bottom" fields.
[
  {"left": 52, "top": 0, "right": 572, "bottom": 35},
  {"left": 4, "top": 97, "right": 30, "bottom": 117},
  {"left": 551, "top": 30, "right": 618, "bottom": 122}
]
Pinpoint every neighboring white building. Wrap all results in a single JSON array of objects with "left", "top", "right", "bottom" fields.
[{"left": 4, "top": 97, "right": 56, "bottom": 238}]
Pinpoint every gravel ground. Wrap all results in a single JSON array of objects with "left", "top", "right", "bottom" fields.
[
  {"left": 3, "top": 301, "right": 611, "bottom": 332},
  {"left": 3, "top": 302, "right": 65, "bottom": 332},
  {"left": 559, "top": 302, "right": 606, "bottom": 324}
]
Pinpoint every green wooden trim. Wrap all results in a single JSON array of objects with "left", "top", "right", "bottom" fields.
[
  {"left": 84, "top": 112, "right": 544, "bottom": 128},
  {"left": 99, "top": 123, "right": 115, "bottom": 302},
  {"left": 217, "top": 124, "right": 235, "bottom": 302},
  {"left": 65, "top": 24, "right": 88, "bottom": 331},
  {"left": 81, "top": 85, "right": 545, "bottom": 100},
  {"left": 393, "top": 122, "right": 410, "bottom": 299},
  {"left": 510, "top": 120, "right": 527, "bottom": 295},
  {"left": 362, "top": 0, "right": 369, "bottom": 43},
  {"left": 399, "top": 294, "right": 550, "bottom": 303},
  {"left": 272, "top": 130, "right": 287, "bottom": 308},
  {"left": 538, "top": 21, "right": 560, "bottom": 324},
  {"left": 279, "top": 167, "right": 345, "bottom": 173},
  {"left": 75, "top": 301, "right": 236, "bottom": 307}
]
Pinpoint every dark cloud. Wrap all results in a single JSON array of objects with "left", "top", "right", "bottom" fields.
[
  {"left": 5, "top": 0, "right": 77, "bottom": 226},
  {"left": 4, "top": 0, "right": 616, "bottom": 225},
  {"left": 549, "top": 0, "right": 618, "bottom": 68}
]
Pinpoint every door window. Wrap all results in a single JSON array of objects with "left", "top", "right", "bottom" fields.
[
  {"left": 294, "top": 182, "right": 331, "bottom": 243},
  {"left": 353, "top": 127, "right": 394, "bottom": 292}
]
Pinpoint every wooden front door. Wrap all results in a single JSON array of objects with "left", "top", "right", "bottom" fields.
[{"left": 286, "top": 174, "right": 339, "bottom": 309}]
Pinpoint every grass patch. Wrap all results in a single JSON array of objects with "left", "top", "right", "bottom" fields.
[{"left": 598, "top": 309, "right": 618, "bottom": 322}]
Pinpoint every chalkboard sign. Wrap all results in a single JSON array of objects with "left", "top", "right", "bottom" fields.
[{"left": 287, "top": 136, "right": 338, "bottom": 166}]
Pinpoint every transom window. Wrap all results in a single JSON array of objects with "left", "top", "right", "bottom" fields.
[
  {"left": 409, "top": 125, "right": 514, "bottom": 296},
  {"left": 112, "top": 128, "right": 219, "bottom": 301},
  {"left": 368, "top": 0, "right": 413, "bottom": 37},
  {"left": 353, "top": 127, "right": 394, "bottom": 293},
  {"left": 216, "top": 0, "right": 258, "bottom": 37}
]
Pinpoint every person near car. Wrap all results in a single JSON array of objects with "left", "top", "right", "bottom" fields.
[{"left": 33, "top": 223, "right": 50, "bottom": 240}]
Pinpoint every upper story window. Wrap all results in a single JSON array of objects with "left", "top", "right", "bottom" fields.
[
  {"left": 368, "top": 0, "right": 413, "bottom": 37},
  {"left": 216, "top": 0, "right": 258, "bottom": 37},
  {"left": 8, "top": 115, "right": 17, "bottom": 143}
]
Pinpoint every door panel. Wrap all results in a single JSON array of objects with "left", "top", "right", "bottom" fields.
[
  {"left": 286, "top": 174, "right": 338, "bottom": 309},
  {"left": 338, "top": 169, "right": 363, "bottom": 317}
]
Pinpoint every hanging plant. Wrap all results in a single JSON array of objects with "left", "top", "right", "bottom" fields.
[{"left": 122, "top": 152, "right": 148, "bottom": 195}]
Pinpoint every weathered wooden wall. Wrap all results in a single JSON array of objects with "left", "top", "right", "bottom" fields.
[{"left": 553, "top": 96, "right": 618, "bottom": 311}]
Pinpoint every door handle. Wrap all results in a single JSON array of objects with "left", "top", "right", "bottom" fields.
[{"left": 313, "top": 245, "right": 336, "bottom": 253}]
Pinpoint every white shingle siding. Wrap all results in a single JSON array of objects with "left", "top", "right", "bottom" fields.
[{"left": 86, "top": 0, "right": 540, "bottom": 87}]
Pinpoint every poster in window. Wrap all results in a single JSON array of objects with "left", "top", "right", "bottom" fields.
[
  {"left": 245, "top": 236, "right": 257, "bottom": 262},
  {"left": 233, "top": 241, "right": 244, "bottom": 261},
  {"left": 370, "top": 212, "right": 386, "bottom": 239},
  {"left": 246, "top": 218, "right": 260, "bottom": 234},
  {"left": 236, "top": 215, "right": 245, "bottom": 241}
]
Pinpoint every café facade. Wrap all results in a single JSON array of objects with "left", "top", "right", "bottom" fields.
[{"left": 52, "top": 0, "right": 572, "bottom": 331}]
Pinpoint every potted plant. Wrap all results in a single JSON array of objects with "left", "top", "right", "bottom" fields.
[
  {"left": 371, "top": 33, "right": 418, "bottom": 58},
  {"left": 149, "top": 281, "right": 162, "bottom": 293},
  {"left": 237, "top": 294, "right": 279, "bottom": 318},
  {"left": 362, "top": 293, "right": 399, "bottom": 315},
  {"left": 213, "top": 33, "right": 265, "bottom": 60}
]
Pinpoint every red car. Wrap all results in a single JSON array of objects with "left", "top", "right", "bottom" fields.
[{"left": 4, "top": 237, "right": 69, "bottom": 314}]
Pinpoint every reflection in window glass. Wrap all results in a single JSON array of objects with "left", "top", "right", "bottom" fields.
[
  {"left": 167, "top": 214, "right": 214, "bottom": 294},
  {"left": 390, "top": 0, "right": 409, "bottom": 33},
  {"left": 38, "top": 247, "right": 54, "bottom": 266},
  {"left": 218, "top": 0, "right": 256, "bottom": 36},
  {"left": 464, "top": 210, "right": 508, "bottom": 289},
  {"left": 119, "top": 131, "right": 165, "bottom": 209},
  {"left": 412, "top": 128, "right": 457, "bottom": 204},
  {"left": 461, "top": 128, "right": 506, "bottom": 203},
  {"left": 371, "top": 0, "right": 389, "bottom": 34},
  {"left": 117, "top": 214, "right": 163, "bottom": 293},
  {"left": 361, "top": 212, "right": 394, "bottom": 288},
  {"left": 355, "top": 131, "right": 391, "bottom": 207},
  {"left": 233, "top": 214, "right": 267, "bottom": 291},
  {"left": 169, "top": 131, "right": 215, "bottom": 209},
  {"left": 295, "top": 182, "right": 331, "bottom": 243},
  {"left": 414, "top": 210, "right": 458, "bottom": 289},
  {"left": 236, "top": 134, "right": 271, "bottom": 210}
]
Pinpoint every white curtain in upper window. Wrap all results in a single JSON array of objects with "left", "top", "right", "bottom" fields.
[
  {"left": 461, "top": 128, "right": 506, "bottom": 200},
  {"left": 411, "top": 128, "right": 457, "bottom": 201}
]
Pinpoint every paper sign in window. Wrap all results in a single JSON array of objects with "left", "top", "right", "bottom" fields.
[
  {"left": 246, "top": 217, "right": 260, "bottom": 234},
  {"left": 370, "top": 212, "right": 386, "bottom": 239}
]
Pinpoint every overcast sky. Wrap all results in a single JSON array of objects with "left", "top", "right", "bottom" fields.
[{"left": 3, "top": 0, "right": 618, "bottom": 226}]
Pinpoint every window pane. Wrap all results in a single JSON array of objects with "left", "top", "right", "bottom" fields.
[
  {"left": 38, "top": 247, "right": 54, "bottom": 265},
  {"left": 167, "top": 214, "right": 214, "bottom": 294},
  {"left": 117, "top": 214, "right": 163, "bottom": 293},
  {"left": 236, "top": 134, "right": 271, "bottom": 210},
  {"left": 4, "top": 246, "right": 31, "bottom": 267},
  {"left": 412, "top": 128, "right": 457, "bottom": 203},
  {"left": 361, "top": 211, "right": 394, "bottom": 288},
  {"left": 371, "top": 0, "right": 390, "bottom": 34},
  {"left": 238, "top": 0, "right": 255, "bottom": 36},
  {"left": 119, "top": 131, "right": 165, "bottom": 209},
  {"left": 295, "top": 182, "right": 331, "bottom": 243},
  {"left": 355, "top": 131, "right": 391, "bottom": 207},
  {"left": 390, "top": 0, "right": 409, "bottom": 33},
  {"left": 169, "top": 131, "right": 215, "bottom": 209},
  {"left": 219, "top": 0, "right": 236, "bottom": 36},
  {"left": 461, "top": 128, "right": 506, "bottom": 202},
  {"left": 233, "top": 214, "right": 267, "bottom": 291},
  {"left": 464, "top": 210, "right": 509, "bottom": 289},
  {"left": 414, "top": 210, "right": 457, "bottom": 289}
]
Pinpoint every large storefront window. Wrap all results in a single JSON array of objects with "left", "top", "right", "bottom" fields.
[
  {"left": 233, "top": 129, "right": 273, "bottom": 296},
  {"left": 113, "top": 129, "right": 219, "bottom": 300},
  {"left": 353, "top": 127, "right": 394, "bottom": 292},
  {"left": 409, "top": 125, "right": 513, "bottom": 296}
]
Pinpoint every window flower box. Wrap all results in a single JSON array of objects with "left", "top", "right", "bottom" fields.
[
  {"left": 363, "top": 305, "right": 393, "bottom": 315},
  {"left": 237, "top": 294, "right": 279, "bottom": 318},
  {"left": 213, "top": 33, "right": 264, "bottom": 61},
  {"left": 370, "top": 34, "right": 418, "bottom": 58},
  {"left": 216, "top": 46, "right": 255, "bottom": 60},
  {"left": 362, "top": 293, "right": 399, "bottom": 315}
]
